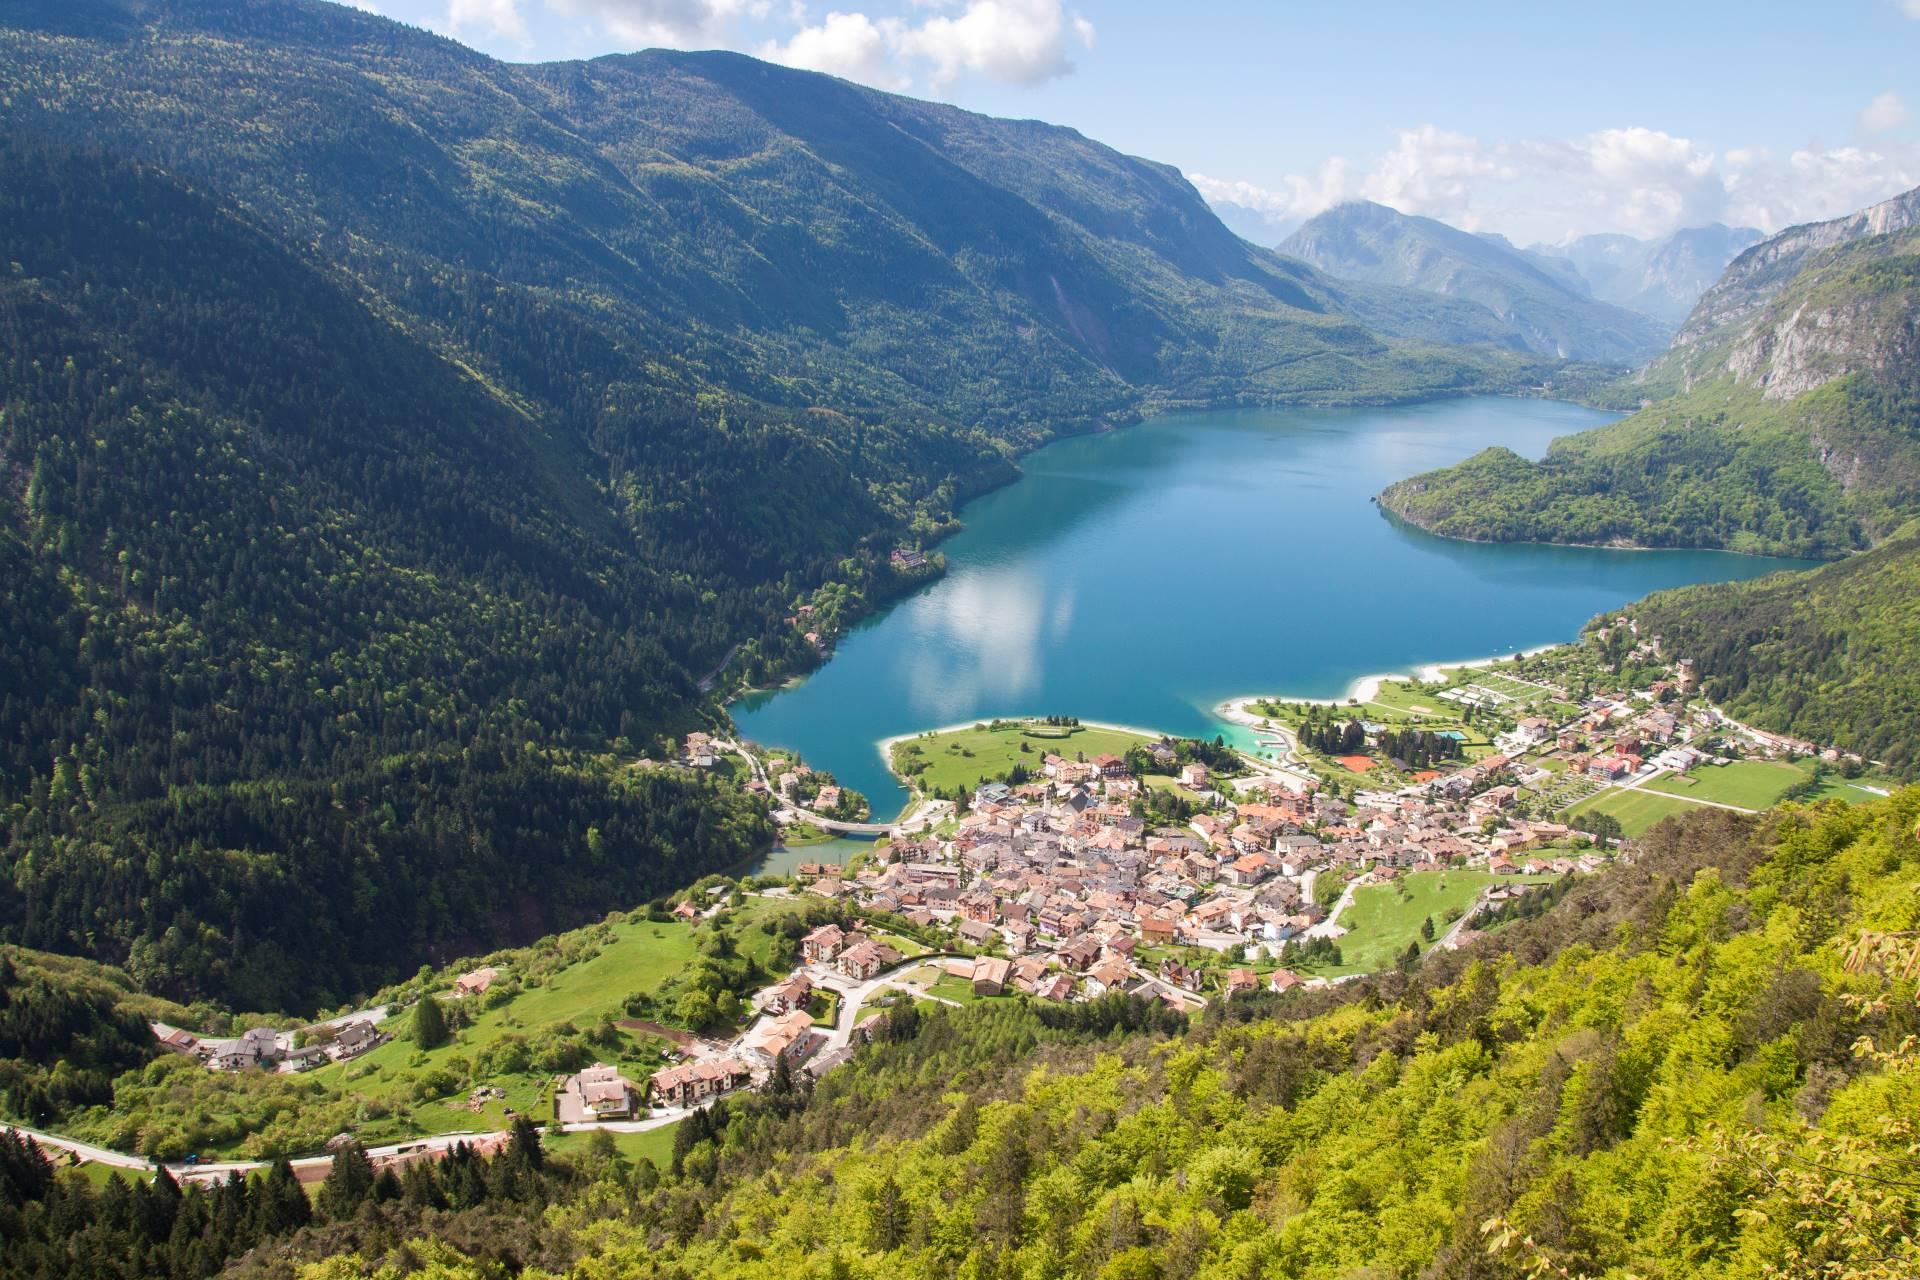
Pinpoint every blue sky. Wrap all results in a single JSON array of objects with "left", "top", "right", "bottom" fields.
[{"left": 346, "top": 0, "right": 1920, "bottom": 242}]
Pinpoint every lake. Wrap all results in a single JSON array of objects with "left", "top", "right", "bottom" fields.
[{"left": 733, "top": 397, "right": 1813, "bottom": 824}]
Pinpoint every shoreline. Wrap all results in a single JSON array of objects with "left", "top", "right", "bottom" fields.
[
  {"left": 1377, "top": 503, "right": 1829, "bottom": 564},
  {"left": 1215, "top": 643, "right": 1564, "bottom": 723}
]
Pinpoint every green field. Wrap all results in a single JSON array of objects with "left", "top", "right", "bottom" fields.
[
  {"left": 1643, "top": 759, "right": 1810, "bottom": 809},
  {"left": 1566, "top": 786, "right": 1702, "bottom": 837},
  {"left": 543, "top": 1122, "right": 680, "bottom": 1170},
  {"left": 889, "top": 721, "right": 1151, "bottom": 795},
  {"left": 1309, "top": 869, "right": 1555, "bottom": 976}
]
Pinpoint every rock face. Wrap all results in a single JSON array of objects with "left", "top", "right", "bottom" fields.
[
  {"left": 1651, "top": 185, "right": 1920, "bottom": 390},
  {"left": 1277, "top": 200, "right": 1672, "bottom": 363},
  {"left": 1726, "top": 285, "right": 1919, "bottom": 401}
]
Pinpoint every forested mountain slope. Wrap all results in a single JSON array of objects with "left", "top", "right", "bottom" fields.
[
  {"left": 1279, "top": 200, "right": 1672, "bottom": 362},
  {"left": 1627, "top": 523, "right": 1920, "bottom": 772},
  {"left": 1379, "top": 211, "right": 1920, "bottom": 559},
  {"left": 0, "top": 0, "right": 1573, "bottom": 1009}
]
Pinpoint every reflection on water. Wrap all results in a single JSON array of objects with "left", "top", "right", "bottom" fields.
[
  {"left": 734, "top": 397, "right": 1817, "bottom": 822},
  {"left": 897, "top": 569, "right": 1075, "bottom": 721}
]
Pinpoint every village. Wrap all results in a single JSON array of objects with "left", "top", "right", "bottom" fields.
[{"left": 99, "top": 628, "right": 1889, "bottom": 1183}]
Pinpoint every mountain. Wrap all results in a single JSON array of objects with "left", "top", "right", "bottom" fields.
[
  {"left": 1533, "top": 223, "right": 1763, "bottom": 325},
  {"left": 0, "top": 0, "right": 1576, "bottom": 1008},
  {"left": 1278, "top": 200, "right": 1674, "bottom": 363},
  {"left": 1627, "top": 522, "right": 1920, "bottom": 772},
  {"left": 1643, "top": 187, "right": 1920, "bottom": 395},
  {"left": 1379, "top": 190, "right": 1920, "bottom": 560}
]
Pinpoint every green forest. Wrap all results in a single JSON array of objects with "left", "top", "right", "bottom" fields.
[{"left": 1627, "top": 523, "right": 1920, "bottom": 774}]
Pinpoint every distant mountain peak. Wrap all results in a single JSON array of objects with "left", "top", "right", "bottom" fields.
[{"left": 1278, "top": 201, "right": 1670, "bottom": 363}]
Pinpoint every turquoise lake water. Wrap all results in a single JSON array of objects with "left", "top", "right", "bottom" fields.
[{"left": 733, "top": 397, "right": 1814, "bottom": 823}]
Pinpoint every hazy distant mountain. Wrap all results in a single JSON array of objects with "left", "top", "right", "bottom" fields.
[
  {"left": 1532, "top": 224, "right": 1764, "bottom": 325},
  {"left": 1207, "top": 198, "right": 1299, "bottom": 248},
  {"left": 1279, "top": 201, "right": 1672, "bottom": 363}
]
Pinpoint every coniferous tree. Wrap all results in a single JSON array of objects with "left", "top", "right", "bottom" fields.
[{"left": 317, "top": 1142, "right": 375, "bottom": 1220}]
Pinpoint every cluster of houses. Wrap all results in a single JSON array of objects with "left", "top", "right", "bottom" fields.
[
  {"left": 155, "top": 1017, "right": 390, "bottom": 1074},
  {"left": 763, "top": 724, "right": 1639, "bottom": 1005}
]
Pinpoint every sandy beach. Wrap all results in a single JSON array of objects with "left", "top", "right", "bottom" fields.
[{"left": 1216, "top": 643, "right": 1564, "bottom": 724}]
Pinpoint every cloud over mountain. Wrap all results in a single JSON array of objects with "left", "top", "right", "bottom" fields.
[{"left": 1196, "top": 124, "right": 1920, "bottom": 243}]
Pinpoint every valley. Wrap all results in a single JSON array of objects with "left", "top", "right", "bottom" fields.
[{"left": 1, "top": 2, "right": 1918, "bottom": 1278}]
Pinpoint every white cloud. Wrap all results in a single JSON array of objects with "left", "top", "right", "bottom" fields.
[
  {"left": 1903, "top": 0, "right": 1920, "bottom": 18},
  {"left": 447, "top": 0, "right": 528, "bottom": 42},
  {"left": 1723, "top": 142, "right": 1920, "bottom": 231},
  {"left": 1358, "top": 125, "right": 1507, "bottom": 228},
  {"left": 757, "top": 0, "right": 1092, "bottom": 90},
  {"left": 1188, "top": 157, "right": 1350, "bottom": 220},
  {"left": 896, "top": 0, "right": 1094, "bottom": 87},
  {"left": 1859, "top": 90, "right": 1911, "bottom": 136},
  {"left": 1198, "top": 122, "right": 1920, "bottom": 243},
  {"left": 761, "top": 10, "right": 909, "bottom": 87},
  {"left": 551, "top": 0, "right": 771, "bottom": 48}
]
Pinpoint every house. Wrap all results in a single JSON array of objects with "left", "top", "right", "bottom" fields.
[
  {"left": 971, "top": 956, "right": 1013, "bottom": 995},
  {"left": 1180, "top": 763, "right": 1209, "bottom": 789},
  {"left": 1267, "top": 968, "right": 1304, "bottom": 994},
  {"left": 567, "top": 1064, "right": 640, "bottom": 1120},
  {"left": 1090, "top": 753, "right": 1129, "bottom": 779},
  {"left": 155, "top": 1026, "right": 200, "bottom": 1058},
  {"left": 330, "top": 1020, "right": 388, "bottom": 1062},
  {"left": 1033, "top": 973, "right": 1075, "bottom": 1001},
  {"left": 1139, "top": 915, "right": 1177, "bottom": 945},
  {"left": 1224, "top": 968, "right": 1259, "bottom": 999},
  {"left": 838, "top": 939, "right": 901, "bottom": 981},
  {"left": 453, "top": 966, "right": 500, "bottom": 998},
  {"left": 956, "top": 918, "right": 996, "bottom": 946},
  {"left": 815, "top": 785, "right": 843, "bottom": 812},
  {"left": 1158, "top": 959, "right": 1204, "bottom": 994},
  {"left": 890, "top": 548, "right": 927, "bottom": 569},
  {"left": 649, "top": 1058, "right": 751, "bottom": 1108},
  {"left": 1085, "top": 955, "right": 1132, "bottom": 996},
  {"left": 762, "top": 973, "right": 813, "bottom": 1016},
  {"left": 744, "top": 1009, "right": 819, "bottom": 1067},
  {"left": 1225, "top": 852, "right": 1273, "bottom": 886},
  {"left": 1587, "top": 755, "right": 1635, "bottom": 782},
  {"left": 212, "top": 1026, "right": 282, "bottom": 1071},
  {"left": 801, "top": 923, "right": 846, "bottom": 964}
]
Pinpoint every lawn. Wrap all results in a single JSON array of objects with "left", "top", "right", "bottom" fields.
[
  {"left": 1802, "top": 774, "right": 1900, "bottom": 805},
  {"left": 867, "top": 928, "right": 930, "bottom": 959},
  {"left": 1144, "top": 773, "right": 1211, "bottom": 803},
  {"left": 1306, "top": 869, "right": 1555, "bottom": 976},
  {"left": 889, "top": 721, "right": 1152, "bottom": 795},
  {"left": 1643, "top": 759, "right": 1811, "bottom": 810},
  {"left": 543, "top": 1122, "right": 680, "bottom": 1170},
  {"left": 1566, "top": 786, "right": 1702, "bottom": 838},
  {"left": 927, "top": 974, "right": 989, "bottom": 1005}
]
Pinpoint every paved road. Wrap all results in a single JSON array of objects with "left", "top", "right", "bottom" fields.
[{"left": 1310, "top": 874, "right": 1367, "bottom": 939}]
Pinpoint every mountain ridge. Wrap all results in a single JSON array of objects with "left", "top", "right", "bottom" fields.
[{"left": 1278, "top": 199, "right": 1672, "bottom": 363}]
